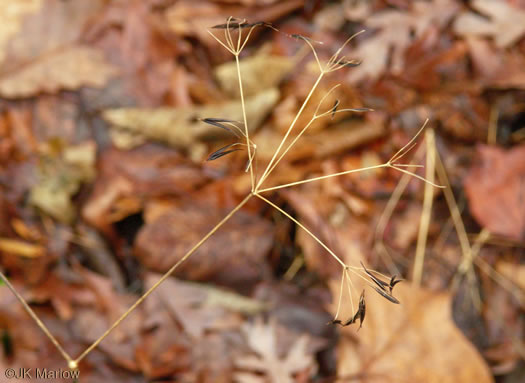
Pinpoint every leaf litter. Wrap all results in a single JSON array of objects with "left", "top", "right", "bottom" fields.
[{"left": 0, "top": 0, "right": 524, "bottom": 381}]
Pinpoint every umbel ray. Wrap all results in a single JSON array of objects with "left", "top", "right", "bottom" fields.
[{"left": 0, "top": 17, "right": 443, "bottom": 370}]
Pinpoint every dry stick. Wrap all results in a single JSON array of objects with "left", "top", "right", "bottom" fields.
[
  {"left": 374, "top": 145, "right": 426, "bottom": 275},
  {"left": 333, "top": 271, "right": 346, "bottom": 320},
  {"left": 434, "top": 149, "right": 482, "bottom": 310},
  {"left": 73, "top": 193, "right": 253, "bottom": 365},
  {"left": 412, "top": 128, "right": 436, "bottom": 286},
  {"left": 0, "top": 271, "right": 74, "bottom": 366},
  {"left": 344, "top": 268, "right": 357, "bottom": 315},
  {"left": 474, "top": 256, "right": 524, "bottom": 306}
]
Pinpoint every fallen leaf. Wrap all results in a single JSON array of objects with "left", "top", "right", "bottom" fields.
[
  {"left": 144, "top": 274, "right": 265, "bottom": 339},
  {"left": 82, "top": 144, "right": 207, "bottom": 234},
  {"left": 234, "top": 318, "right": 317, "bottom": 383},
  {"left": 347, "top": 0, "right": 458, "bottom": 83},
  {"left": 135, "top": 202, "right": 274, "bottom": 289},
  {"left": 103, "top": 88, "right": 279, "bottom": 148},
  {"left": 496, "top": 261, "right": 525, "bottom": 291},
  {"left": 0, "top": 46, "right": 117, "bottom": 98},
  {"left": 454, "top": 0, "right": 525, "bottom": 48},
  {"left": 215, "top": 54, "right": 293, "bottom": 98},
  {"left": 335, "top": 283, "right": 494, "bottom": 383},
  {"left": 0, "top": 238, "right": 44, "bottom": 258},
  {"left": 464, "top": 145, "right": 525, "bottom": 241},
  {"left": 0, "top": 0, "right": 43, "bottom": 63},
  {"left": 29, "top": 141, "right": 96, "bottom": 223},
  {"left": 0, "top": 0, "right": 114, "bottom": 98}
]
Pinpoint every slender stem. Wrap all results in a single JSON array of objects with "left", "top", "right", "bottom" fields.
[
  {"left": 0, "top": 271, "right": 73, "bottom": 364},
  {"left": 256, "top": 72, "right": 325, "bottom": 190},
  {"left": 258, "top": 164, "right": 387, "bottom": 193},
  {"left": 255, "top": 193, "right": 346, "bottom": 268},
  {"left": 333, "top": 271, "right": 345, "bottom": 320},
  {"left": 74, "top": 193, "right": 253, "bottom": 364},
  {"left": 344, "top": 269, "right": 356, "bottom": 315},
  {"left": 235, "top": 54, "right": 255, "bottom": 191},
  {"left": 412, "top": 128, "right": 435, "bottom": 286}
]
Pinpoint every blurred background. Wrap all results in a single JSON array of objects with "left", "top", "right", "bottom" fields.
[{"left": 0, "top": 0, "right": 524, "bottom": 382}]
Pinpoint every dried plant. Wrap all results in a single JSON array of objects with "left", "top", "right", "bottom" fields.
[{"left": 0, "top": 17, "right": 443, "bottom": 371}]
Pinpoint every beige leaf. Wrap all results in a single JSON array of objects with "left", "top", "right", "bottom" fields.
[
  {"left": 0, "top": 46, "right": 118, "bottom": 98},
  {"left": 0, "top": 0, "right": 43, "bottom": 63},
  {"left": 335, "top": 283, "right": 494, "bottom": 383},
  {"left": 103, "top": 88, "right": 279, "bottom": 148},
  {"left": 454, "top": 0, "right": 525, "bottom": 48},
  {"left": 234, "top": 318, "right": 316, "bottom": 383},
  {"left": 0, "top": 238, "right": 45, "bottom": 258},
  {"left": 30, "top": 141, "right": 96, "bottom": 223},
  {"left": 348, "top": 0, "right": 458, "bottom": 83},
  {"left": 215, "top": 54, "right": 293, "bottom": 98}
]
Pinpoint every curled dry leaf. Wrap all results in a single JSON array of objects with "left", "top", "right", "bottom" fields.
[
  {"left": 103, "top": 88, "right": 279, "bottom": 149},
  {"left": 335, "top": 283, "right": 494, "bottom": 383},
  {"left": 464, "top": 145, "right": 525, "bottom": 241}
]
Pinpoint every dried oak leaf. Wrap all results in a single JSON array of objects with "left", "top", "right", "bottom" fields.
[
  {"left": 234, "top": 318, "right": 317, "bottom": 383},
  {"left": 135, "top": 203, "right": 273, "bottom": 289},
  {"left": 454, "top": 0, "right": 525, "bottom": 48},
  {"left": 464, "top": 145, "right": 525, "bottom": 241},
  {"left": 0, "top": 0, "right": 116, "bottom": 98},
  {"left": 346, "top": 0, "right": 458, "bottom": 83},
  {"left": 0, "top": 46, "right": 118, "bottom": 98},
  {"left": 103, "top": 88, "right": 279, "bottom": 149},
  {"left": 335, "top": 283, "right": 494, "bottom": 383}
]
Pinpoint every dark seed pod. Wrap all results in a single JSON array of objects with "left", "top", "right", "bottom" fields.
[
  {"left": 372, "top": 286, "right": 400, "bottom": 304},
  {"left": 361, "top": 261, "right": 389, "bottom": 291},
  {"left": 207, "top": 144, "right": 241, "bottom": 161}
]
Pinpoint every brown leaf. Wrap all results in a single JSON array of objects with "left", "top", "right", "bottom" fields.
[
  {"left": 135, "top": 203, "right": 274, "bottom": 289},
  {"left": 464, "top": 145, "right": 525, "bottom": 241},
  {"left": 335, "top": 283, "right": 494, "bottom": 383},
  {"left": 347, "top": 0, "right": 458, "bottom": 83}
]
